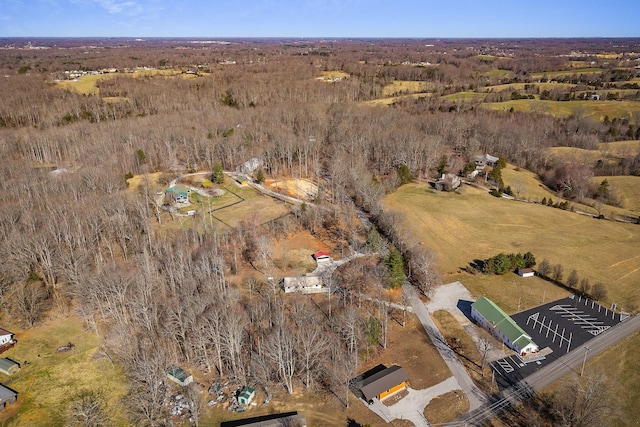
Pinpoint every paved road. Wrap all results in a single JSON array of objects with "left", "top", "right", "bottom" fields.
[
  {"left": 403, "top": 284, "right": 488, "bottom": 412},
  {"left": 447, "top": 313, "right": 640, "bottom": 426}
]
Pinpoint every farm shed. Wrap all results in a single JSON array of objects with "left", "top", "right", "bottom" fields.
[
  {"left": 0, "top": 384, "right": 17, "bottom": 410},
  {"left": 282, "top": 276, "right": 325, "bottom": 294},
  {"left": 167, "top": 365, "right": 193, "bottom": 387},
  {"left": 474, "top": 153, "right": 499, "bottom": 168},
  {"left": 517, "top": 268, "right": 535, "bottom": 278},
  {"left": 0, "top": 330, "right": 14, "bottom": 346},
  {"left": 220, "top": 411, "right": 306, "bottom": 427},
  {"left": 0, "top": 329, "right": 15, "bottom": 354},
  {"left": 312, "top": 251, "right": 330, "bottom": 262},
  {"left": 471, "top": 296, "right": 539, "bottom": 356},
  {"left": 360, "top": 365, "right": 409, "bottom": 403},
  {"left": 0, "top": 359, "right": 19, "bottom": 375}
]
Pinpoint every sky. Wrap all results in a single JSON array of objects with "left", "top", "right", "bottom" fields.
[{"left": 1, "top": 0, "right": 639, "bottom": 38}]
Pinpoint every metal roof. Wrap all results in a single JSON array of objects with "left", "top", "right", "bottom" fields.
[
  {"left": 0, "top": 384, "right": 17, "bottom": 401},
  {"left": 360, "top": 365, "right": 409, "bottom": 401},
  {"left": 472, "top": 297, "right": 536, "bottom": 349}
]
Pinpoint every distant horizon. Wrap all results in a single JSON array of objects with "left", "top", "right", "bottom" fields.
[{"left": 2, "top": 1, "right": 639, "bottom": 39}]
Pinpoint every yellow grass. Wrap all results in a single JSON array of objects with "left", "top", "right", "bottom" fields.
[
  {"left": 126, "top": 172, "right": 165, "bottom": 192},
  {"left": 266, "top": 178, "right": 318, "bottom": 201},
  {"left": 384, "top": 183, "right": 640, "bottom": 306},
  {"left": 598, "top": 140, "right": 640, "bottom": 157},
  {"left": 0, "top": 316, "right": 129, "bottom": 426},
  {"left": 382, "top": 80, "right": 434, "bottom": 97},
  {"left": 363, "top": 92, "right": 433, "bottom": 106},
  {"left": 56, "top": 69, "right": 194, "bottom": 96},
  {"left": 440, "top": 92, "right": 486, "bottom": 102},
  {"left": 423, "top": 390, "right": 470, "bottom": 425},
  {"left": 481, "top": 99, "right": 640, "bottom": 121},
  {"left": 547, "top": 146, "right": 604, "bottom": 164},
  {"left": 593, "top": 176, "right": 640, "bottom": 213},
  {"left": 501, "top": 165, "right": 558, "bottom": 203},
  {"left": 530, "top": 68, "right": 604, "bottom": 78},
  {"left": 484, "top": 82, "right": 578, "bottom": 92}
]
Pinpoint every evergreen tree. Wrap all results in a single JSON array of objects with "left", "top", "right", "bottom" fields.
[
  {"left": 212, "top": 162, "right": 225, "bottom": 184},
  {"left": 386, "top": 246, "right": 405, "bottom": 289}
]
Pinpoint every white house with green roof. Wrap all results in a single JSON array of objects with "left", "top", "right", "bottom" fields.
[{"left": 471, "top": 296, "right": 539, "bottom": 356}]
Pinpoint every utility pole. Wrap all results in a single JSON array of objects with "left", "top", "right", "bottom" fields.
[{"left": 581, "top": 346, "right": 590, "bottom": 376}]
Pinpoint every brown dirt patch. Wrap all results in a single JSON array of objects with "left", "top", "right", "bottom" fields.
[
  {"left": 423, "top": 390, "right": 470, "bottom": 424},
  {"left": 383, "top": 389, "right": 408, "bottom": 406},
  {"left": 270, "top": 230, "right": 331, "bottom": 276},
  {"left": 266, "top": 178, "right": 318, "bottom": 201},
  {"left": 359, "top": 314, "right": 452, "bottom": 390}
]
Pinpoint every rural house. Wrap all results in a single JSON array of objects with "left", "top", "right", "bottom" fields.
[
  {"left": 471, "top": 297, "right": 539, "bottom": 356},
  {"left": 474, "top": 153, "right": 499, "bottom": 168},
  {"left": 236, "top": 158, "right": 261, "bottom": 174},
  {"left": 282, "top": 276, "right": 325, "bottom": 294},
  {"left": 517, "top": 268, "right": 535, "bottom": 278},
  {"left": 0, "top": 329, "right": 15, "bottom": 354},
  {"left": 165, "top": 185, "right": 191, "bottom": 204},
  {"left": 167, "top": 365, "right": 193, "bottom": 387},
  {"left": 0, "top": 384, "right": 17, "bottom": 410},
  {"left": 0, "top": 359, "right": 19, "bottom": 375},
  {"left": 237, "top": 386, "right": 255, "bottom": 406},
  {"left": 359, "top": 365, "right": 409, "bottom": 404},
  {"left": 435, "top": 173, "right": 461, "bottom": 191}
]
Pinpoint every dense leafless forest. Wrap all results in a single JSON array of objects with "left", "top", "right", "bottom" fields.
[{"left": 0, "top": 37, "right": 639, "bottom": 426}]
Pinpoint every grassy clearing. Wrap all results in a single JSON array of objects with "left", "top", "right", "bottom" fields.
[
  {"left": 382, "top": 81, "right": 434, "bottom": 97},
  {"left": 594, "top": 176, "right": 640, "bottom": 213},
  {"left": 440, "top": 92, "right": 486, "bottom": 102},
  {"left": 584, "top": 330, "right": 640, "bottom": 427},
  {"left": 384, "top": 183, "right": 640, "bottom": 307},
  {"left": 599, "top": 140, "right": 640, "bottom": 156},
  {"left": 501, "top": 164, "right": 558, "bottom": 202},
  {"left": 210, "top": 184, "right": 290, "bottom": 228},
  {"left": 0, "top": 316, "right": 129, "bottom": 426},
  {"left": 484, "top": 82, "right": 578, "bottom": 92},
  {"left": 547, "top": 146, "right": 604, "bottom": 164},
  {"left": 530, "top": 68, "right": 604, "bottom": 78},
  {"left": 481, "top": 99, "right": 640, "bottom": 121},
  {"left": 423, "top": 390, "right": 469, "bottom": 425},
  {"left": 362, "top": 92, "right": 432, "bottom": 106},
  {"left": 56, "top": 69, "right": 194, "bottom": 96}
]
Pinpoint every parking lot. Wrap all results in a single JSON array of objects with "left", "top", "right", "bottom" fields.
[{"left": 491, "top": 295, "right": 627, "bottom": 388}]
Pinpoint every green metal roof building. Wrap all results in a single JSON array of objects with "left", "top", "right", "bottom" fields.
[{"left": 471, "top": 296, "right": 539, "bottom": 356}]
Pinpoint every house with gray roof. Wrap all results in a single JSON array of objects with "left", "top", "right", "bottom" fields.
[
  {"left": 471, "top": 296, "right": 538, "bottom": 356},
  {"left": 359, "top": 365, "right": 409, "bottom": 403}
]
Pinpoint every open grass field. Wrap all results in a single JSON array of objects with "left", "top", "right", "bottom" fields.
[
  {"left": 440, "top": 92, "right": 486, "bottom": 102},
  {"left": 530, "top": 68, "right": 604, "bottom": 79},
  {"left": 266, "top": 178, "right": 318, "bottom": 201},
  {"left": 208, "top": 183, "right": 290, "bottom": 228},
  {"left": 481, "top": 99, "right": 640, "bottom": 121},
  {"left": 384, "top": 183, "right": 640, "bottom": 308},
  {"left": 382, "top": 80, "right": 435, "bottom": 97},
  {"left": 500, "top": 164, "right": 558, "bottom": 202},
  {"left": 483, "top": 82, "right": 578, "bottom": 92},
  {"left": 547, "top": 146, "right": 605, "bottom": 164},
  {"left": 584, "top": 330, "right": 640, "bottom": 427},
  {"left": 599, "top": 140, "right": 640, "bottom": 156},
  {"left": 362, "top": 92, "right": 433, "bottom": 106},
  {"left": 57, "top": 69, "right": 198, "bottom": 96},
  {"left": 0, "top": 316, "right": 129, "bottom": 426},
  {"left": 482, "top": 69, "right": 513, "bottom": 78},
  {"left": 593, "top": 176, "right": 640, "bottom": 213}
]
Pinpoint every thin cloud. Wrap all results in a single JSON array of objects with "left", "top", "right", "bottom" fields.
[{"left": 70, "top": 0, "right": 146, "bottom": 16}]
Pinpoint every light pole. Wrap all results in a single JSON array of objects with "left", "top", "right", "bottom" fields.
[{"left": 581, "top": 346, "right": 590, "bottom": 376}]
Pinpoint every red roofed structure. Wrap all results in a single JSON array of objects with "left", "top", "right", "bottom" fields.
[{"left": 312, "top": 251, "right": 330, "bottom": 261}]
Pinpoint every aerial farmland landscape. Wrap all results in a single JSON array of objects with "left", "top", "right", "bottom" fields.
[{"left": 0, "top": 1, "right": 639, "bottom": 427}]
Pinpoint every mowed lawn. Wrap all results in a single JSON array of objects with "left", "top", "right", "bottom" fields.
[
  {"left": 0, "top": 316, "right": 129, "bottom": 426},
  {"left": 384, "top": 183, "right": 640, "bottom": 306}
]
